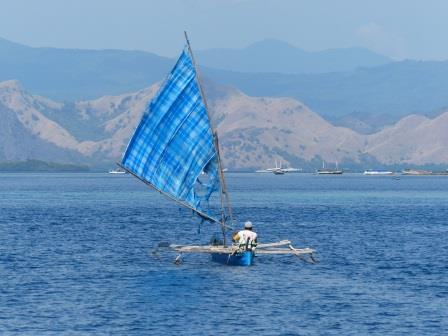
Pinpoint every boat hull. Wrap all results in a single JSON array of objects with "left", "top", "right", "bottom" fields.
[
  {"left": 316, "top": 170, "right": 343, "bottom": 175},
  {"left": 211, "top": 251, "right": 254, "bottom": 266},
  {"left": 363, "top": 171, "right": 394, "bottom": 175}
]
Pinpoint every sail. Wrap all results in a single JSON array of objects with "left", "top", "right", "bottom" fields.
[{"left": 121, "top": 47, "right": 221, "bottom": 222}]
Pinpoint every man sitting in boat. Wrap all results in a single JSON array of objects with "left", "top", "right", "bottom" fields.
[{"left": 232, "top": 221, "right": 258, "bottom": 251}]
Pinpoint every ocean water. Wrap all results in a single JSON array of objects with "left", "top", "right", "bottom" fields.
[{"left": 0, "top": 173, "right": 447, "bottom": 335}]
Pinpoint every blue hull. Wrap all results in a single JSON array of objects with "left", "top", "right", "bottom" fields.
[{"left": 211, "top": 251, "right": 254, "bottom": 266}]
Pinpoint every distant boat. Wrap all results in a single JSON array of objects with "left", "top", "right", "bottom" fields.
[
  {"left": 363, "top": 170, "right": 394, "bottom": 176},
  {"left": 282, "top": 168, "right": 302, "bottom": 173},
  {"left": 402, "top": 168, "right": 448, "bottom": 176},
  {"left": 316, "top": 161, "right": 343, "bottom": 175},
  {"left": 401, "top": 169, "right": 432, "bottom": 175},
  {"left": 109, "top": 168, "right": 127, "bottom": 174},
  {"left": 429, "top": 169, "right": 448, "bottom": 176},
  {"left": 272, "top": 161, "right": 285, "bottom": 175},
  {"left": 258, "top": 160, "right": 301, "bottom": 175},
  {"left": 269, "top": 160, "right": 285, "bottom": 175}
]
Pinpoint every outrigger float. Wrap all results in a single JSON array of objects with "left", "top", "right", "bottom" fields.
[
  {"left": 170, "top": 240, "right": 316, "bottom": 266},
  {"left": 119, "top": 32, "right": 316, "bottom": 266}
]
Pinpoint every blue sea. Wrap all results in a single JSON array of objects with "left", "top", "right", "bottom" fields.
[{"left": 1, "top": 173, "right": 447, "bottom": 335}]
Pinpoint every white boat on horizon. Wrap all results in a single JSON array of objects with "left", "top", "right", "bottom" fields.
[
  {"left": 363, "top": 170, "right": 394, "bottom": 175},
  {"left": 257, "top": 160, "right": 301, "bottom": 175},
  {"left": 401, "top": 169, "right": 432, "bottom": 175},
  {"left": 108, "top": 168, "right": 127, "bottom": 174},
  {"left": 282, "top": 167, "right": 302, "bottom": 173}
]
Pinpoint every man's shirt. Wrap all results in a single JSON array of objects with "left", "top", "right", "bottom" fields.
[{"left": 234, "top": 229, "right": 257, "bottom": 244}]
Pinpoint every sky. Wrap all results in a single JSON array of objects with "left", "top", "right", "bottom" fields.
[{"left": 1, "top": 0, "right": 447, "bottom": 60}]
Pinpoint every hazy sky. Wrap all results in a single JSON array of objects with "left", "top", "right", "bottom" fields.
[{"left": 1, "top": 0, "right": 447, "bottom": 60}]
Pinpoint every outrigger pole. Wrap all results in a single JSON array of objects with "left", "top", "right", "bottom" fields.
[
  {"left": 168, "top": 240, "right": 318, "bottom": 264},
  {"left": 184, "top": 31, "right": 234, "bottom": 245}
]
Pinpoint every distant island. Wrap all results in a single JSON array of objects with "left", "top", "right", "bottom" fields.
[{"left": 0, "top": 160, "right": 90, "bottom": 172}]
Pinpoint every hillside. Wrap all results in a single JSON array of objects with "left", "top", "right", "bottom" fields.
[
  {"left": 0, "top": 81, "right": 86, "bottom": 163},
  {"left": 1, "top": 80, "right": 448, "bottom": 170},
  {"left": 206, "top": 60, "right": 448, "bottom": 131},
  {"left": 2, "top": 37, "right": 448, "bottom": 133},
  {"left": 0, "top": 37, "right": 392, "bottom": 100}
]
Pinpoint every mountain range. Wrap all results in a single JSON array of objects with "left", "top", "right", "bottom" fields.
[
  {"left": 3, "top": 36, "right": 448, "bottom": 134},
  {"left": 207, "top": 60, "right": 448, "bottom": 132},
  {"left": 4, "top": 37, "right": 387, "bottom": 102},
  {"left": 0, "top": 37, "right": 172, "bottom": 101},
  {"left": 1, "top": 80, "right": 448, "bottom": 170},
  {"left": 195, "top": 39, "right": 391, "bottom": 74}
]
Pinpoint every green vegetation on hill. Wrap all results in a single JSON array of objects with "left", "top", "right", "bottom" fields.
[{"left": 0, "top": 160, "right": 90, "bottom": 172}]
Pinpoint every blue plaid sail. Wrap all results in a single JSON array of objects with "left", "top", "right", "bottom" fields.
[{"left": 121, "top": 48, "right": 220, "bottom": 220}]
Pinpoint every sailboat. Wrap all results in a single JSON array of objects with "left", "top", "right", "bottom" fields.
[
  {"left": 256, "top": 160, "right": 301, "bottom": 174},
  {"left": 118, "top": 32, "right": 316, "bottom": 266},
  {"left": 271, "top": 160, "right": 285, "bottom": 175},
  {"left": 316, "top": 161, "right": 343, "bottom": 175}
]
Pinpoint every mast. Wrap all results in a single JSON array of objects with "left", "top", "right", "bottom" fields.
[{"left": 184, "top": 31, "right": 234, "bottom": 244}]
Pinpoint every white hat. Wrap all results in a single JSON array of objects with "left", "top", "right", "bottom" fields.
[{"left": 244, "top": 221, "right": 253, "bottom": 229}]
